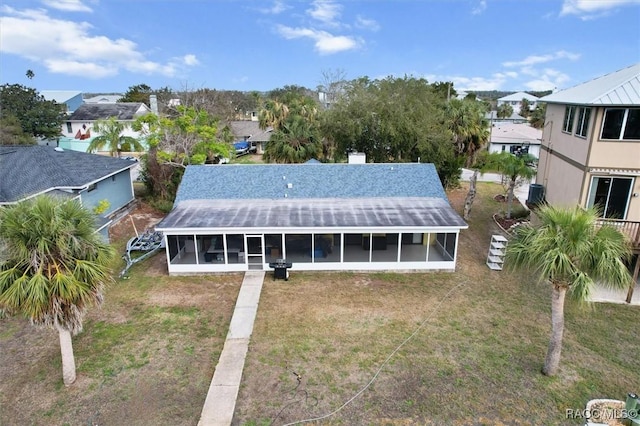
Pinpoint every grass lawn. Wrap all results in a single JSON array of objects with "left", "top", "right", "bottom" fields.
[
  {"left": 234, "top": 183, "right": 640, "bottom": 425},
  {"left": 0, "top": 182, "right": 637, "bottom": 425}
]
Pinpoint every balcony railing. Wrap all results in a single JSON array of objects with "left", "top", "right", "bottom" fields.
[{"left": 597, "top": 219, "right": 640, "bottom": 249}]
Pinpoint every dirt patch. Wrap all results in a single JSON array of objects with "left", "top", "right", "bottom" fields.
[{"left": 109, "top": 201, "right": 166, "bottom": 245}]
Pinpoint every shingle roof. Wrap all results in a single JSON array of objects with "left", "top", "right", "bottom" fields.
[
  {"left": 174, "top": 163, "right": 448, "bottom": 204},
  {"left": 541, "top": 63, "right": 640, "bottom": 106},
  {"left": 157, "top": 197, "right": 467, "bottom": 229},
  {"left": 67, "top": 103, "right": 149, "bottom": 121},
  {"left": 0, "top": 145, "right": 135, "bottom": 203},
  {"left": 228, "top": 121, "right": 273, "bottom": 142}
]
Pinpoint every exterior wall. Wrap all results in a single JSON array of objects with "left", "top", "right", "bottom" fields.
[
  {"left": 63, "top": 120, "right": 141, "bottom": 139},
  {"left": 538, "top": 150, "right": 585, "bottom": 206},
  {"left": 488, "top": 142, "right": 540, "bottom": 159},
  {"left": 65, "top": 93, "right": 84, "bottom": 113},
  {"left": 79, "top": 169, "right": 134, "bottom": 215},
  {"left": 160, "top": 228, "right": 462, "bottom": 274},
  {"left": 587, "top": 108, "right": 640, "bottom": 170}
]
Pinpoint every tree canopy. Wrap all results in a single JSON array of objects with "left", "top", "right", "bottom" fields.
[
  {"left": 0, "top": 84, "right": 65, "bottom": 140},
  {"left": 86, "top": 117, "right": 145, "bottom": 157},
  {"left": 0, "top": 196, "right": 115, "bottom": 385},
  {"left": 506, "top": 205, "right": 632, "bottom": 376}
]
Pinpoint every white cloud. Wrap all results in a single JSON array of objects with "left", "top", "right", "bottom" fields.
[
  {"left": 472, "top": 0, "right": 487, "bottom": 15},
  {"left": 182, "top": 54, "right": 199, "bottom": 66},
  {"left": 524, "top": 68, "right": 571, "bottom": 90},
  {"left": 503, "top": 50, "right": 581, "bottom": 67},
  {"left": 276, "top": 24, "right": 359, "bottom": 54},
  {"left": 0, "top": 7, "right": 197, "bottom": 79},
  {"left": 307, "top": 0, "right": 342, "bottom": 26},
  {"left": 258, "top": 0, "right": 289, "bottom": 15},
  {"left": 355, "top": 15, "right": 380, "bottom": 31},
  {"left": 41, "top": 0, "right": 92, "bottom": 13},
  {"left": 560, "top": 0, "right": 640, "bottom": 19}
]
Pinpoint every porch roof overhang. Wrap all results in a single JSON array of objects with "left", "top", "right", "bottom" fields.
[{"left": 156, "top": 197, "right": 468, "bottom": 231}]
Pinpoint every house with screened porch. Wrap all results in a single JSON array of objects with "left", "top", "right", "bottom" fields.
[{"left": 155, "top": 162, "right": 468, "bottom": 274}]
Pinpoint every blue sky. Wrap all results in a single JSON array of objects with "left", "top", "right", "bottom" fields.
[{"left": 1, "top": 0, "right": 639, "bottom": 95}]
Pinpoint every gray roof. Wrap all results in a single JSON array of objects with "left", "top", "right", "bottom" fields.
[
  {"left": 174, "top": 163, "right": 447, "bottom": 203},
  {"left": 490, "top": 123, "right": 542, "bottom": 145},
  {"left": 498, "top": 92, "right": 539, "bottom": 102},
  {"left": 67, "top": 103, "right": 150, "bottom": 121},
  {"left": 156, "top": 197, "right": 467, "bottom": 229},
  {"left": 159, "top": 163, "right": 466, "bottom": 230},
  {"left": 541, "top": 63, "right": 640, "bottom": 106},
  {"left": 485, "top": 111, "right": 526, "bottom": 121},
  {"left": 228, "top": 121, "right": 273, "bottom": 142},
  {"left": 0, "top": 145, "right": 135, "bottom": 203}
]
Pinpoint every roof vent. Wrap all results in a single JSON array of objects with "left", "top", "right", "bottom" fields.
[
  {"left": 54, "top": 147, "right": 64, "bottom": 152},
  {"left": 287, "top": 183, "right": 293, "bottom": 189}
]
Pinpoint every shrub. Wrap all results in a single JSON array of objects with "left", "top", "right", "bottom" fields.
[{"left": 510, "top": 204, "right": 530, "bottom": 220}]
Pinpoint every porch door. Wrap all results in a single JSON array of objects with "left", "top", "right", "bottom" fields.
[
  {"left": 588, "top": 177, "right": 633, "bottom": 219},
  {"left": 246, "top": 235, "right": 264, "bottom": 270}
]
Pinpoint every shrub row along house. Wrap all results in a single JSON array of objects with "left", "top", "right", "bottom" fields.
[{"left": 155, "top": 161, "right": 468, "bottom": 274}]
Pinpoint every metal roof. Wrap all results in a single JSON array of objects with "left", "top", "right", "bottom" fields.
[
  {"left": 157, "top": 197, "right": 467, "bottom": 230},
  {"left": 498, "top": 92, "right": 539, "bottom": 102},
  {"left": 174, "top": 163, "right": 448, "bottom": 203},
  {"left": 541, "top": 63, "right": 640, "bottom": 106},
  {"left": 0, "top": 145, "right": 135, "bottom": 203},
  {"left": 40, "top": 90, "right": 82, "bottom": 103}
]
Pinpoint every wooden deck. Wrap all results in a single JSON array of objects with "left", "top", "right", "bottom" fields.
[{"left": 597, "top": 219, "right": 640, "bottom": 252}]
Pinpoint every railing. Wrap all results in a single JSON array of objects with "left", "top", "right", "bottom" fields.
[{"left": 597, "top": 219, "right": 640, "bottom": 249}]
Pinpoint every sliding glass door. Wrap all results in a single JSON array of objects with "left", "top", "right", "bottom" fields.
[{"left": 587, "top": 176, "right": 633, "bottom": 219}]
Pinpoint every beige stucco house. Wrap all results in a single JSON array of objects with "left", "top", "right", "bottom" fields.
[{"left": 536, "top": 63, "right": 640, "bottom": 296}]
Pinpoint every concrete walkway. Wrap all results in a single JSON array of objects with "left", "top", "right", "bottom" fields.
[
  {"left": 198, "top": 271, "right": 266, "bottom": 426},
  {"left": 590, "top": 280, "right": 640, "bottom": 306}
]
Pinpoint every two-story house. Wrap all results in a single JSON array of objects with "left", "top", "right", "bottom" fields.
[
  {"left": 497, "top": 91, "right": 539, "bottom": 113},
  {"left": 536, "top": 63, "right": 640, "bottom": 300}
]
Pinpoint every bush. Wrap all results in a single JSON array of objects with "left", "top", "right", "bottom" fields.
[
  {"left": 149, "top": 198, "right": 174, "bottom": 213},
  {"left": 510, "top": 204, "right": 530, "bottom": 220}
]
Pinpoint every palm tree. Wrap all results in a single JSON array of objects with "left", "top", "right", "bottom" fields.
[
  {"left": 506, "top": 205, "right": 632, "bottom": 376},
  {"left": 446, "top": 99, "right": 490, "bottom": 167},
  {"left": 486, "top": 151, "right": 537, "bottom": 219},
  {"left": 0, "top": 196, "right": 115, "bottom": 386},
  {"left": 263, "top": 115, "right": 321, "bottom": 163},
  {"left": 497, "top": 103, "right": 513, "bottom": 119},
  {"left": 86, "top": 117, "right": 144, "bottom": 157}
]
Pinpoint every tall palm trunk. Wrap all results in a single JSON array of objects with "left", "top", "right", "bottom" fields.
[
  {"left": 57, "top": 326, "right": 77, "bottom": 386},
  {"left": 543, "top": 283, "right": 566, "bottom": 376},
  {"left": 463, "top": 170, "right": 478, "bottom": 220},
  {"left": 506, "top": 176, "right": 516, "bottom": 219}
]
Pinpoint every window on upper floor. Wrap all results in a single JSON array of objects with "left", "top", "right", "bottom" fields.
[
  {"left": 66, "top": 122, "right": 72, "bottom": 133},
  {"left": 562, "top": 106, "right": 576, "bottom": 133},
  {"left": 575, "top": 107, "right": 591, "bottom": 138},
  {"left": 601, "top": 108, "right": 640, "bottom": 140}
]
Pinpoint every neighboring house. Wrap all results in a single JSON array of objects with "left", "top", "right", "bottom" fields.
[
  {"left": 40, "top": 90, "right": 83, "bottom": 113},
  {"left": 0, "top": 145, "right": 137, "bottom": 240},
  {"left": 84, "top": 94, "right": 123, "bottom": 104},
  {"left": 485, "top": 110, "right": 528, "bottom": 124},
  {"left": 58, "top": 102, "right": 151, "bottom": 152},
  {"left": 228, "top": 120, "right": 273, "bottom": 154},
  {"left": 488, "top": 123, "right": 542, "bottom": 159},
  {"left": 536, "top": 63, "right": 640, "bottom": 285},
  {"left": 497, "top": 92, "right": 539, "bottom": 112},
  {"left": 155, "top": 162, "right": 468, "bottom": 274}
]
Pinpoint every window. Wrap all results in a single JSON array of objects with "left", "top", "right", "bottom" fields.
[
  {"left": 66, "top": 122, "right": 72, "bottom": 133},
  {"left": 587, "top": 176, "right": 633, "bottom": 219},
  {"left": 601, "top": 108, "right": 640, "bottom": 140},
  {"left": 575, "top": 107, "right": 591, "bottom": 137},
  {"left": 562, "top": 106, "right": 576, "bottom": 133}
]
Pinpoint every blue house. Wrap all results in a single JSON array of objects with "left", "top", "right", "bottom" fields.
[
  {"left": 156, "top": 163, "right": 468, "bottom": 274},
  {"left": 0, "top": 145, "right": 137, "bottom": 240}
]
